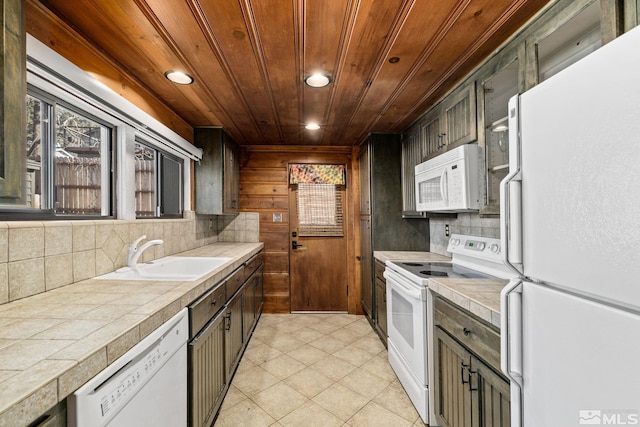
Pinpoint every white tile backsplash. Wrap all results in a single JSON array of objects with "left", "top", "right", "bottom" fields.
[
  {"left": 429, "top": 213, "right": 500, "bottom": 256},
  {"left": 0, "top": 211, "right": 260, "bottom": 304}
]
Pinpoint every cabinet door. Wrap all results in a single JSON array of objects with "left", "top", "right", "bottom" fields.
[
  {"left": 0, "top": 0, "right": 26, "bottom": 202},
  {"left": 482, "top": 61, "right": 518, "bottom": 215},
  {"left": 254, "top": 267, "right": 264, "bottom": 318},
  {"left": 470, "top": 355, "right": 511, "bottom": 427},
  {"left": 421, "top": 110, "right": 443, "bottom": 160},
  {"left": 189, "top": 310, "right": 226, "bottom": 427},
  {"left": 225, "top": 291, "right": 244, "bottom": 377},
  {"left": 243, "top": 277, "right": 256, "bottom": 340},
  {"left": 434, "top": 327, "right": 473, "bottom": 427},
  {"left": 444, "top": 82, "right": 477, "bottom": 151},
  {"left": 401, "top": 129, "right": 425, "bottom": 216},
  {"left": 358, "top": 147, "right": 370, "bottom": 215},
  {"left": 375, "top": 277, "right": 387, "bottom": 340},
  {"left": 359, "top": 217, "right": 373, "bottom": 319},
  {"left": 223, "top": 139, "right": 240, "bottom": 212}
]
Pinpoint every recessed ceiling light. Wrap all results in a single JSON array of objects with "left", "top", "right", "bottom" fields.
[
  {"left": 164, "top": 70, "right": 194, "bottom": 85},
  {"left": 305, "top": 123, "right": 320, "bottom": 130},
  {"left": 304, "top": 74, "right": 331, "bottom": 88}
]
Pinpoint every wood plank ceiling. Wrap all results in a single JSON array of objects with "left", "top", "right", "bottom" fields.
[{"left": 36, "top": 0, "right": 551, "bottom": 146}]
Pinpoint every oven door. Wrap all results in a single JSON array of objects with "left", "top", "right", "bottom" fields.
[{"left": 384, "top": 268, "right": 428, "bottom": 383}]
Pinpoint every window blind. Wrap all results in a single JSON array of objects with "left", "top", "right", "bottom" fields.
[{"left": 296, "top": 183, "right": 344, "bottom": 237}]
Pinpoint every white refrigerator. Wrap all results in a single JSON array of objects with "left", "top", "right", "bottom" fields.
[{"left": 500, "top": 24, "right": 640, "bottom": 427}]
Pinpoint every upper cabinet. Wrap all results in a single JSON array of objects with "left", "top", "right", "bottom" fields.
[
  {"left": 420, "top": 82, "right": 477, "bottom": 161},
  {"left": 402, "top": 0, "right": 625, "bottom": 216},
  {"left": 194, "top": 127, "right": 240, "bottom": 215},
  {"left": 527, "top": 1, "right": 602, "bottom": 88},
  {"left": 0, "top": 0, "right": 26, "bottom": 203},
  {"left": 482, "top": 60, "right": 519, "bottom": 214},
  {"left": 400, "top": 126, "right": 424, "bottom": 217}
]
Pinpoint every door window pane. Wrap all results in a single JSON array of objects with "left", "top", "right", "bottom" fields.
[{"left": 296, "top": 183, "right": 344, "bottom": 236}]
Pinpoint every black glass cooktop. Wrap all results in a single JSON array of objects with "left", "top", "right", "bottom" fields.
[{"left": 395, "top": 261, "right": 493, "bottom": 279}]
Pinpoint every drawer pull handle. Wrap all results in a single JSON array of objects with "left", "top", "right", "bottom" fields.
[
  {"left": 463, "top": 327, "right": 472, "bottom": 336},
  {"left": 211, "top": 300, "right": 217, "bottom": 306}
]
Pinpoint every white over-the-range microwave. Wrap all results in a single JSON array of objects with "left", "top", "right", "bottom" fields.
[{"left": 414, "top": 143, "right": 481, "bottom": 212}]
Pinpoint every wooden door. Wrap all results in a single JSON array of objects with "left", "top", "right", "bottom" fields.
[{"left": 289, "top": 183, "right": 348, "bottom": 312}]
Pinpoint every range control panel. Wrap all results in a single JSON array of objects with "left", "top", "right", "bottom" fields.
[
  {"left": 448, "top": 235, "right": 500, "bottom": 256},
  {"left": 446, "top": 234, "right": 513, "bottom": 279}
]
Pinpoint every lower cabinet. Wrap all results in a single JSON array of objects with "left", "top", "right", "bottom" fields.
[
  {"left": 225, "top": 289, "right": 244, "bottom": 378},
  {"left": 189, "top": 310, "right": 227, "bottom": 427},
  {"left": 374, "top": 260, "right": 387, "bottom": 345},
  {"left": 187, "top": 252, "right": 264, "bottom": 427},
  {"left": 433, "top": 297, "right": 511, "bottom": 427},
  {"left": 243, "top": 266, "right": 263, "bottom": 341}
]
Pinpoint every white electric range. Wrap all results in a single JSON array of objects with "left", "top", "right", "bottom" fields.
[{"left": 383, "top": 234, "right": 512, "bottom": 425}]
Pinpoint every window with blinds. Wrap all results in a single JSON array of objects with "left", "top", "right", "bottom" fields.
[{"left": 296, "top": 183, "right": 344, "bottom": 237}]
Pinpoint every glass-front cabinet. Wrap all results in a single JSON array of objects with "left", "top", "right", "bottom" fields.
[{"left": 483, "top": 61, "right": 518, "bottom": 212}]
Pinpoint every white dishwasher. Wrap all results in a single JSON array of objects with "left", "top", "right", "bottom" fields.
[{"left": 68, "top": 308, "right": 188, "bottom": 427}]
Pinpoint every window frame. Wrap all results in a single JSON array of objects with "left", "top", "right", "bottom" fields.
[
  {"left": 0, "top": 86, "right": 116, "bottom": 219},
  {"left": 0, "top": 34, "right": 203, "bottom": 220},
  {"left": 134, "top": 139, "right": 184, "bottom": 219}
]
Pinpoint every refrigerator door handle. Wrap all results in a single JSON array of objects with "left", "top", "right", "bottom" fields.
[
  {"left": 501, "top": 278, "right": 523, "bottom": 427},
  {"left": 500, "top": 95, "right": 523, "bottom": 275}
]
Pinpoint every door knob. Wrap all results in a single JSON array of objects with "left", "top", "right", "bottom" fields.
[{"left": 292, "top": 241, "right": 305, "bottom": 250}]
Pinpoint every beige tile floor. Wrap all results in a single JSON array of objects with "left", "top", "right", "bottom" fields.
[{"left": 214, "top": 313, "right": 426, "bottom": 427}]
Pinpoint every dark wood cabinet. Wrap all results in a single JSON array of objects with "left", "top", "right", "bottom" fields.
[
  {"left": 359, "top": 217, "right": 373, "bottom": 319},
  {"left": 224, "top": 289, "right": 244, "bottom": 377},
  {"left": 358, "top": 133, "right": 430, "bottom": 343},
  {"left": 0, "top": 0, "right": 26, "bottom": 203},
  {"left": 374, "top": 260, "right": 387, "bottom": 343},
  {"left": 194, "top": 127, "right": 240, "bottom": 215},
  {"left": 433, "top": 297, "right": 510, "bottom": 427}
]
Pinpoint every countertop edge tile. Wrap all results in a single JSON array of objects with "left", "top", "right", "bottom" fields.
[
  {"left": 427, "top": 277, "right": 508, "bottom": 330},
  {"left": 0, "top": 241, "right": 264, "bottom": 426},
  {"left": 373, "top": 251, "right": 451, "bottom": 263}
]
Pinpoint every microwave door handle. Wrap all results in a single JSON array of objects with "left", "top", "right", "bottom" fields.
[{"left": 440, "top": 168, "right": 448, "bottom": 202}]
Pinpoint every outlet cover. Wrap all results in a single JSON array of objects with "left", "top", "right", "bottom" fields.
[{"left": 273, "top": 213, "right": 282, "bottom": 222}]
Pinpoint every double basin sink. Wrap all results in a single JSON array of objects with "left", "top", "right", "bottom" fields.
[{"left": 97, "top": 256, "right": 232, "bottom": 281}]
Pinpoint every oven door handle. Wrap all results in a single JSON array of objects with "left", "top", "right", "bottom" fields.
[{"left": 384, "top": 271, "right": 423, "bottom": 301}]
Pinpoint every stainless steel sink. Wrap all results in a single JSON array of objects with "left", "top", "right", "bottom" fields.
[{"left": 96, "top": 256, "right": 232, "bottom": 281}]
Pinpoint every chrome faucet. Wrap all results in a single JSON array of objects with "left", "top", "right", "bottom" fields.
[{"left": 128, "top": 235, "right": 164, "bottom": 267}]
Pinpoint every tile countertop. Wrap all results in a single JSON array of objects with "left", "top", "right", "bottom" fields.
[
  {"left": 0, "top": 242, "right": 263, "bottom": 427},
  {"left": 373, "top": 251, "right": 506, "bottom": 329},
  {"left": 428, "top": 278, "right": 508, "bottom": 329},
  {"left": 373, "top": 250, "right": 451, "bottom": 263}
]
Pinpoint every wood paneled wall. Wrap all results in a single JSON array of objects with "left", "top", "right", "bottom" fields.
[{"left": 240, "top": 146, "right": 360, "bottom": 314}]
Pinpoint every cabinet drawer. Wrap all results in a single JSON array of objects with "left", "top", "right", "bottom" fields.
[
  {"left": 434, "top": 297, "right": 501, "bottom": 371},
  {"left": 374, "top": 260, "right": 386, "bottom": 281},
  {"left": 226, "top": 265, "right": 246, "bottom": 298},
  {"left": 189, "top": 282, "right": 226, "bottom": 336},
  {"left": 244, "top": 252, "right": 264, "bottom": 278}
]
